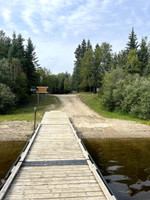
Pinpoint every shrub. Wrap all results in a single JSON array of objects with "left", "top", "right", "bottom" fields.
[
  {"left": 0, "top": 83, "right": 16, "bottom": 114},
  {"left": 101, "top": 68, "right": 150, "bottom": 120}
]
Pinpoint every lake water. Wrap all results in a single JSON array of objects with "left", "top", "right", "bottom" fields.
[
  {"left": 0, "top": 141, "right": 26, "bottom": 186},
  {"left": 83, "top": 138, "right": 150, "bottom": 200}
]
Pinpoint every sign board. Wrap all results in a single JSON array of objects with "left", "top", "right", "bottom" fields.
[{"left": 37, "top": 86, "right": 48, "bottom": 94}]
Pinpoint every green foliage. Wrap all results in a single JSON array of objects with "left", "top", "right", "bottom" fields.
[
  {"left": 72, "top": 39, "right": 93, "bottom": 91},
  {"left": 125, "top": 49, "right": 141, "bottom": 73},
  {"left": 126, "top": 27, "right": 138, "bottom": 51},
  {"left": 14, "top": 72, "right": 28, "bottom": 103},
  {"left": 0, "top": 83, "right": 16, "bottom": 114},
  {"left": 0, "top": 58, "right": 12, "bottom": 87},
  {"left": 0, "top": 95, "right": 61, "bottom": 122},
  {"left": 138, "top": 37, "right": 149, "bottom": 75},
  {"left": 0, "top": 30, "right": 11, "bottom": 59},
  {"left": 79, "top": 93, "right": 149, "bottom": 124},
  {"left": 80, "top": 49, "right": 94, "bottom": 91},
  {"left": 101, "top": 69, "right": 150, "bottom": 120}
]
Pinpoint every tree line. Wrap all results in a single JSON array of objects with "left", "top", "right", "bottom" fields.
[
  {"left": 72, "top": 28, "right": 150, "bottom": 120},
  {"left": 1, "top": 28, "right": 150, "bottom": 119},
  {"left": 0, "top": 30, "right": 71, "bottom": 114}
]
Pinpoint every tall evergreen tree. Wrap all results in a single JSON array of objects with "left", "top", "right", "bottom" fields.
[
  {"left": 24, "top": 38, "right": 39, "bottom": 88},
  {"left": 72, "top": 44, "right": 82, "bottom": 91},
  {"left": 126, "top": 27, "right": 138, "bottom": 51},
  {"left": 16, "top": 34, "right": 25, "bottom": 65},
  {"left": 138, "top": 37, "right": 149, "bottom": 75},
  {"left": 8, "top": 32, "right": 18, "bottom": 61},
  {"left": 0, "top": 30, "right": 11, "bottom": 59},
  {"left": 81, "top": 39, "right": 87, "bottom": 58},
  {"left": 72, "top": 39, "right": 89, "bottom": 91},
  {"left": 87, "top": 40, "right": 92, "bottom": 51}
]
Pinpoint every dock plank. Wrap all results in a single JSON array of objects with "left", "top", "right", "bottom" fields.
[{"left": 1, "top": 111, "right": 116, "bottom": 200}]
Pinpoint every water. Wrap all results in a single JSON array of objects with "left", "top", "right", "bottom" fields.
[
  {"left": 0, "top": 141, "right": 26, "bottom": 186},
  {"left": 83, "top": 138, "right": 150, "bottom": 200}
]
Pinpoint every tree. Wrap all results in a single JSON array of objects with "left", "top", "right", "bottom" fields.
[
  {"left": 0, "top": 30, "right": 11, "bottom": 59},
  {"left": 8, "top": 32, "right": 18, "bottom": 61},
  {"left": 14, "top": 71, "right": 28, "bottom": 103},
  {"left": 100, "top": 42, "right": 112, "bottom": 73},
  {"left": 64, "top": 72, "right": 72, "bottom": 93},
  {"left": 72, "top": 44, "right": 82, "bottom": 91},
  {"left": 16, "top": 34, "right": 25, "bottom": 65},
  {"left": 0, "top": 83, "right": 16, "bottom": 114},
  {"left": 126, "top": 27, "right": 138, "bottom": 51},
  {"left": 125, "top": 49, "right": 141, "bottom": 74},
  {"left": 81, "top": 39, "right": 87, "bottom": 58},
  {"left": 87, "top": 40, "right": 92, "bottom": 51},
  {"left": 24, "top": 38, "right": 39, "bottom": 88},
  {"left": 80, "top": 49, "right": 94, "bottom": 91},
  {"left": 93, "top": 45, "right": 103, "bottom": 88},
  {"left": 138, "top": 37, "right": 149, "bottom": 75},
  {"left": 0, "top": 58, "right": 12, "bottom": 87}
]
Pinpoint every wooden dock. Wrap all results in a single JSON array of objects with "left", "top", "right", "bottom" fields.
[{"left": 0, "top": 111, "right": 116, "bottom": 200}]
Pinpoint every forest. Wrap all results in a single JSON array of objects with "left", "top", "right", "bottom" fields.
[
  {"left": 1, "top": 28, "right": 150, "bottom": 120},
  {"left": 0, "top": 30, "right": 71, "bottom": 114},
  {"left": 72, "top": 28, "right": 150, "bottom": 120}
]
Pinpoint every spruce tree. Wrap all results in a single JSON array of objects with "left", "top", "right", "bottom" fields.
[
  {"left": 126, "top": 27, "right": 138, "bottom": 51},
  {"left": 87, "top": 40, "right": 92, "bottom": 51},
  {"left": 81, "top": 39, "right": 87, "bottom": 58},
  {"left": 24, "top": 38, "right": 39, "bottom": 88},
  {"left": 16, "top": 34, "right": 25, "bottom": 65},
  {"left": 138, "top": 37, "right": 149, "bottom": 75},
  {"left": 8, "top": 32, "right": 18, "bottom": 61},
  {"left": 0, "top": 30, "right": 11, "bottom": 59}
]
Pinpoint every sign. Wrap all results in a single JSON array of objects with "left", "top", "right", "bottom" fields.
[{"left": 37, "top": 86, "right": 48, "bottom": 94}]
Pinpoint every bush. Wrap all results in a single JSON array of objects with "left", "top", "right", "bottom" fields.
[
  {"left": 101, "top": 69, "right": 150, "bottom": 120},
  {"left": 0, "top": 83, "right": 16, "bottom": 114}
]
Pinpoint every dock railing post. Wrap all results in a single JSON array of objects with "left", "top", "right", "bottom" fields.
[{"left": 33, "top": 107, "right": 37, "bottom": 132}]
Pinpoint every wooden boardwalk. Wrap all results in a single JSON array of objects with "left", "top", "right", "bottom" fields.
[{"left": 0, "top": 111, "right": 116, "bottom": 200}]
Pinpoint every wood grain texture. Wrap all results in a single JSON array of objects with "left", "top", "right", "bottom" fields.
[{"left": 2, "top": 111, "right": 115, "bottom": 200}]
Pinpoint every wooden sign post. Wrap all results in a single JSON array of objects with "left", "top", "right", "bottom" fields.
[{"left": 37, "top": 86, "right": 48, "bottom": 104}]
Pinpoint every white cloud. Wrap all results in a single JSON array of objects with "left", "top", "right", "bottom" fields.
[
  {"left": 22, "top": 9, "right": 40, "bottom": 34},
  {"left": 2, "top": 9, "right": 11, "bottom": 22}
]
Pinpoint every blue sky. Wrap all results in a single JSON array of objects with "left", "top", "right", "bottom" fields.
[{"left": 0, "top": 0, "right": 150, "bottom": 74}]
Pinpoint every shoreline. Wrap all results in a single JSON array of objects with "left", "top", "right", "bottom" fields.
[{"left": 1, "top": 94, "right": 150, "bottom": 141}]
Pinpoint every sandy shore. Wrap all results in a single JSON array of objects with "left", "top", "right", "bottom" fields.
[
  {"left": 1, "top": 94, "right": 150, "bottom": 141},
  {"left": 58, "top": 94, "right": 150, "bottom": 139}
]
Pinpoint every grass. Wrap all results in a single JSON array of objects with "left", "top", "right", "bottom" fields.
[
  {"left": 0, "top": 94, "right": 61, "bottom": 123},
  {"left": 78, "top": 92, "right": 150, "bottom": 126}
]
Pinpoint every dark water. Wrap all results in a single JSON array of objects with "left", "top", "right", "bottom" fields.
[
  {"left": 0, "top": 141, "right": 26, "bottom": 186},
  {"left": 83, "top": 138, "right": 150, "bottom": 200}
]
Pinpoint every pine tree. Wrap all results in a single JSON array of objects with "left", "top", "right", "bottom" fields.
[
  {"left": 24, "top": 38, "right": 39, "bottom": 88},
  {"left": 16, "top": 34, "right": 25, "bottom": 64},
  {"left": 72, "top": 44, "right": 82, "bottom": 91},
  {"left": 8, "top": 32, "right": 18, "bottom": 61},
  {"left": 0, "top": 30, "right": 11, "bottom": 59},
  {"left": 126, "top": 27, "right": 138, "bottom": 51},
  {"left": 81, "top": 39, "right": 87, "bottom": 58},
  {"left": 138, "top": 37, "right": 149, "bottom": 75},
  {"left": 87, "top": 40, "right": 92, "bottom": 51}
]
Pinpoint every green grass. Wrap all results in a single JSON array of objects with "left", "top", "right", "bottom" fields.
[
  {"left": 0, "top": 94, "right": 61, "bottom": 123},
  {"left": 79, "top": 92, "right": 150, "bottom": 126}
]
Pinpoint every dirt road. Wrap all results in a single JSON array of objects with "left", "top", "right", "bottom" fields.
[
  {"left": 1, "top": 94, "right": 150, "bottom": 141},
  {"left": 58, "top": 94, "right": 150, "bottom": 138}
]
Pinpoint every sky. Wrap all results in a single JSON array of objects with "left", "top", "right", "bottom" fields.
[{"left": 0, "top": 0, "right": 150, "bottom": 74}]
